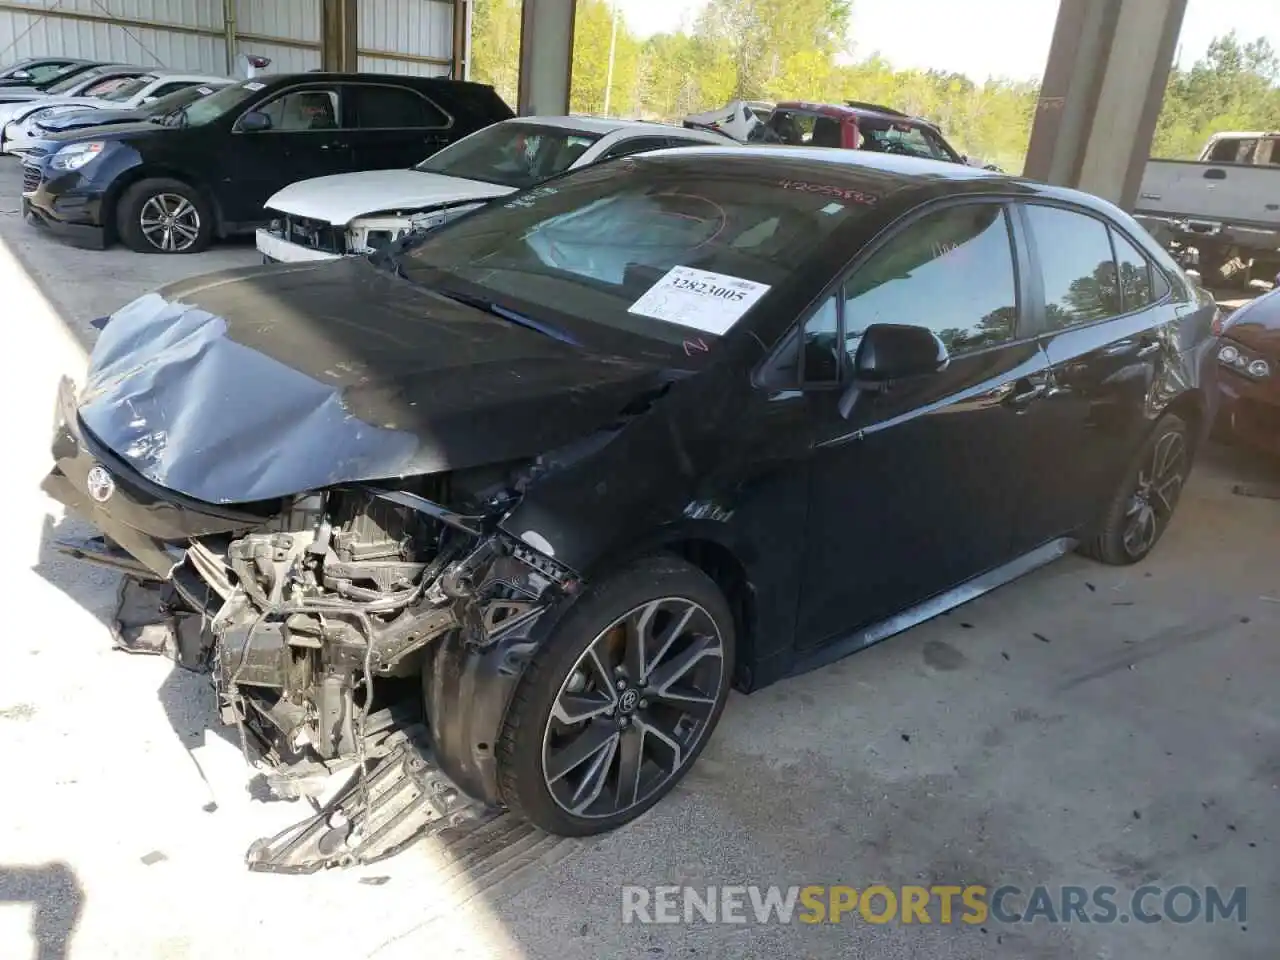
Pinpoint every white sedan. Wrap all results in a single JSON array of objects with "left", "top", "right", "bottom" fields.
[
  {"left": 257, "top": 116, "right": 737, "bottom": 264},
  {"left": 0, "top": 71, "right": 231, "bottom": 155}
]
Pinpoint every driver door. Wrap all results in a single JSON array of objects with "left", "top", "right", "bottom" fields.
[
  {"left": 796, "top": 200, "right": 1054, "bottom": 648},
  {"left": 220, "top": 84, "right": 353, "bottom": 225}
]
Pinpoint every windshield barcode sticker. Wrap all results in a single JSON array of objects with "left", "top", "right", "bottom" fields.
[{"left": 628, "top": 266, "right": 770, "bottom": 335}]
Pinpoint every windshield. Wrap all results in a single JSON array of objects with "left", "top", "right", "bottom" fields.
[
  {"left": 396, "top": 155, "right": 867, "bottom": 346},
  {"left": 416, "top": 122, "right": 603, "bottom": 189},
  {"left": 858, "top": 119, "right": 958, "bottom": 161},
  {"left": 144, "top": 84, "right": 216, "bottom": 116},
  {"left": 45, "top": 67, "right": 107, "bottom": 95},
  {"left": 99, "top": 74, "right": 154, "bottom": 103},
  {"left": 174, "top": 80, "right": 262, "bottom": 127}
]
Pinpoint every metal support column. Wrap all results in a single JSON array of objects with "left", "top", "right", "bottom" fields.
[
  {"left": 321, "top": 0, "right": 359, "bottom": 72},
  {"left": 1023, "top": 0, "right": 1187, "bottom": 209},
  {"left": 518, "top": 0, "right": 576, "bottom": 116},
  {"left": 452, "top": 0, "right": 470, "bottom": 79}
]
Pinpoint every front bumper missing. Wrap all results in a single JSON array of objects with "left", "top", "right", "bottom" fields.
[
  {"left": 88, "top": 569, "right": 501, "bottom": 874},
  {"left": 44, "top": 376, "right": 577, "bottom": 873}
]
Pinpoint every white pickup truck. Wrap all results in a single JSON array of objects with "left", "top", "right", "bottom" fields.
[{"left": 1134, "top": 131, "right": 1280, "bottom": 285}]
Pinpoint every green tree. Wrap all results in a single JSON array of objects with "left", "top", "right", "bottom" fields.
[
  {"left": 469, "top": 0, "right": 522, "bottom": 107},
  {"left": 471, "top": 2, "right": 1279, "bottom": 177}
]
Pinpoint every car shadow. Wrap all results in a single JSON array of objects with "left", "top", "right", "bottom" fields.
[
  {"left": 31, "top": 510, "right": 249, "bottom": 789},
  {"left": 0, "top": 862, "right": 84, "bottom": 960}
]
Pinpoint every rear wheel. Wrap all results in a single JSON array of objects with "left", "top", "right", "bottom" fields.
[
  {"left": 496, "top": 555, "right": 735, "bottom": 836},
  {"left": 117, "top": 178, "right": 213, "bottom": 254},
  {"left": 1080, "top": 413, "right": 1191, "bottom": 565}
]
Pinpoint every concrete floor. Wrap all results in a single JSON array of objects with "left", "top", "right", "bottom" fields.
[{"left": 0, "top": 163, "right": 1276, "bottom": 960}]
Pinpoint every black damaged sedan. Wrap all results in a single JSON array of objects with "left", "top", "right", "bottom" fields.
[{"left": 45, "top": 148, "right": 1219, "bottom": 864}]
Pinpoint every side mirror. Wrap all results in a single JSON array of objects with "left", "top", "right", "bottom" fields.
[
  {"left": 854, "top": 323, "right": 949, "bottom": 383},
  {"left": 238, "top": 110, "right": 272, "bottom": 132},
  {"left": 12, "top": 69, "right": 31, "bottom": 81}
]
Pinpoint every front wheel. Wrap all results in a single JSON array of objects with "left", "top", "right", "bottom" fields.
[
  {"left": 496, "top": 555, "right": 735, "bottom": 836},
  {"left": 116, "top": 178, "right": 213, "bottom": 254},
  {"left": 1080, "top": 413, "right": 1192, "bottom": 565}
]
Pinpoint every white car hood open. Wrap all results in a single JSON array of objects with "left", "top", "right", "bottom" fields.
[{"left": 266, "top": 169, "right": 518, "bottom": 226}]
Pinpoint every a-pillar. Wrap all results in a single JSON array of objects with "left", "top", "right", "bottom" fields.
[
  {"left": 1023, "top": 0, "right": 1187, "bottom": 209},
  {"left": 518, "top": 0, "right": 576, "bottom": 116}
]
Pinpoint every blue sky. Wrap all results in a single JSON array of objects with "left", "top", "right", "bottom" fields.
[{"left": 613, "top": 0, "right": 1280, "bottom": 82}]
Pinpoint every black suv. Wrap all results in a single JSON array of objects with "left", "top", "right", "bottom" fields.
[{"left": 21, "top": 72, "right": 514, "bottom": 253}]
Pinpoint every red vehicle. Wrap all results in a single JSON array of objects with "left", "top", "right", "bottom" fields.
[{"left": 764, "top": 100, "right": 983, "bottom": 166}]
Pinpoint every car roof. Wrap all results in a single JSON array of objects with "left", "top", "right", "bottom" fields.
[
  {"left": 511, "top": 115, "right": 732, "bottom": 141},
  {"left": 628, "top": 145, "right": 1128, "bottom": 218},
  {"left": 269, "top": 71, "right": 492, "bottom": 87},
  {"left": 140, "top": 71, "right": 232, "bottom": 81},
  {"left": 78, "top": 64, "right": 144, "bottom": 75},
  {"left": 773, "top": 100, "right": 942, "bottom": 128}
]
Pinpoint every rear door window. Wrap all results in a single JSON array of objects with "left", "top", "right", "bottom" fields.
[
  {"left": 1024, "top": 204, "right": 1120, "bottom": 330},
  {"left": 346, "top": 84, "right": 449, "bottom": 129}
]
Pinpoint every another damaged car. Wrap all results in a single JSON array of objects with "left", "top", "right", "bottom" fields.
[
  {"left": 256, "top": 115, "right": 736, "bottom": 263},
  {"left": 45, "top": 148, "right": 1218, "bottom": 870},
  {"left": 1214, "top": 286, "right": 1280, "bottom": 454}
]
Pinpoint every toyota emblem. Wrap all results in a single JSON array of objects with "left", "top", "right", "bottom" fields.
[{"left": 86, "top": 464, "right": 115, "bottom": 503}]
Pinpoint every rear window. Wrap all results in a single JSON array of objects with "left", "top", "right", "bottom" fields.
[
  {"left": 99, "top": 75, "right": 156, "bottom": 102},
  {"left": 428, "top": 81, "right": 515, "bottom": 124},
  {"left": 398, "top": 156, "right": 873, "bottom": 344},
  {"left": 45, "top": 67, "right": 108, "bottom": 94},
  {"left": 857, "top": 119, "right": 956, "bottom": 161}
]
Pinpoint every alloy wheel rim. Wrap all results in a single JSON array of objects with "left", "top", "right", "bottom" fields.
[
  {"left": 1122, "top": 429, "right": 1187, "bottom": 557},
  {"left": 139, "top": 193, "right": 200, "bottom": 252},
  {"left": 541, "top": 597, "right": 725, "bottom": 819}
]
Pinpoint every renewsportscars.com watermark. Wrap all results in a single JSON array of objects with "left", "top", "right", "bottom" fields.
[{"left": 621, "top": 885, "right": 1247, "bottom": 927}]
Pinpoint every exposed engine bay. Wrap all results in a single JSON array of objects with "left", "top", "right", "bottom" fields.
[{"left": 81, "top": 467, "right": 582, "bottom": 873}]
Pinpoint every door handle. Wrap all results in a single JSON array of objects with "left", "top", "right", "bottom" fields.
[
  {"left": 1136, "top": 338, "right": 1161, "bottom": 358},
  {"left": 1001, "top": 377, "right": 1049, "bottom": 410},
  {"left": 1203, "top": 168, "right": 1226, "bottom": 180}
]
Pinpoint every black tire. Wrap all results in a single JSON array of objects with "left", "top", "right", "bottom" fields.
[
  {"left": 496, "top": 554, "right": 735, "bottom": 836},
  {"left": 116, "top": 178, "right": 213, "bottom": 254},
  {"left": 1079, "top": 413, "right": 1192, "bottom": 565}
]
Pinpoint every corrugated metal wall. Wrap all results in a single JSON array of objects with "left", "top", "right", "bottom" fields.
[
  {"left": 0, "top": 0, "right": 455, "bottom": 78},
  {"left": 357, "top": 0, "right": 454, "bottom": 77},
  {"left": 233, "top": 0, "right": 319, "bottom": 73},
  {"left": 0, "top": 0, "right": 228, "bottom": 74}
]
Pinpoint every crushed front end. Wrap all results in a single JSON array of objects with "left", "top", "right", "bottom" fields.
[{"left": 43, "top": 376, "right": 581, "bottom": 872}]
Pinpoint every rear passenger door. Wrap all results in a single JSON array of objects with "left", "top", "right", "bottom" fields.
[
  {"left": 343, "top": 82, "right": 452, "bottom": 169},
  {"left": 1015, "top": 202, "right": 1177, "bottom": 541}
]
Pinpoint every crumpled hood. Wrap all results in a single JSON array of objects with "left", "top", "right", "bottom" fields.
[
  {"left": 78, "top": 257, "right": 671, "bottom": 504},
  {"left": 265, "top": 168, "right": 516, "bottom": 225},
  {"left": 38, "top": 105, "right": 141, "bottom": 131}
]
